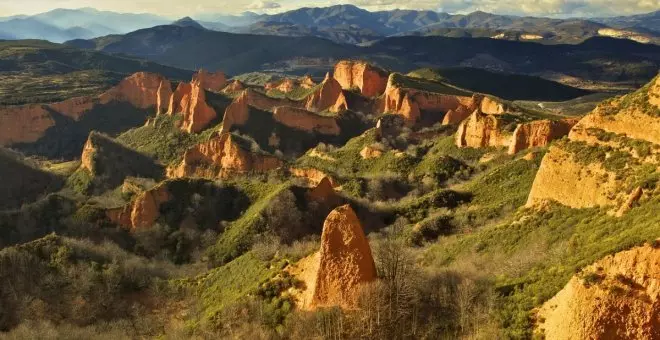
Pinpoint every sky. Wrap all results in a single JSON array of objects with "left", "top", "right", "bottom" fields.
[{"left": 0, "top": 0, "right": 658, "bottom": 18}]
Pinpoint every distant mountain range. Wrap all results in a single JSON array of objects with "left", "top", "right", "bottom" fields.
[
  {"left": 65, "top": 24, "right": 660, "bottom": 91},
  {"left": 1, "top": 5, "right": 659, "bottom": 45}
]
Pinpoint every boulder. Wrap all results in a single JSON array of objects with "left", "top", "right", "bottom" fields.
[
  {"left": 360, "top": 145, "right": 384, "bottom": 159},
  {"left": 536, "top": 244, "right": 660, "bottom": 339},
  {"left": 273, "top": 106, "right": 341, "bottom": 135},
  {"left": 333, "top": 60, "right": 389, "bottom": 97},
  {"left": 311, "top": 205, "right": 377, "bottom": 308},
  {"left": 508, "top": 118, "right": 579, "bottom": 154},
  {"left": 455, "top": 110, "right": 511, "bottom": 148},
  {"left": 167, "top": 133, "right": 282, "bottom": 179}
]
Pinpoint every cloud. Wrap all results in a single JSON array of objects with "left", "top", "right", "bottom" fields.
[{"left": 248, "top": 1, "right": 282, "bottom": 10}]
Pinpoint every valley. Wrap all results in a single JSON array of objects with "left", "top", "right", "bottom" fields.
[{"left": 0, "top": 5, "right": 659, "bottom": 339}]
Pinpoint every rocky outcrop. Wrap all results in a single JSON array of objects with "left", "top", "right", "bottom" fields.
[
  {"left": 156, "top": 80, "right": 173, "bottom": 115},
  {"left": 508, "top": 118, "right": 579, "bottom": 154},
  {"left": 192, "top": 69, "right": 227, "bottom": 91},
  {"left": 333, "top": 60, "right": 389, "bottom": 97},
  {"left": 106, "top": 184, "right": 171, "bottom": 230},
  {"left": 222, "top": 80, "right": 245, "bottom": 93},
  {"left": 455, "top": 110, "right": 511, "bottom": 148},
  {"left": 99, "top": 72, "right": 169, "bottom": 109},
  {"left": 305, "top": 73, "right": 343, "bottom": 112},
  {"left": 219, "top": 91, "right": 250, "bottom": 135},
  {"left": 245, "top": 88, "right": 302, "bottom": 112},
  {"left": 536, "top": 244, "right": 660, "bottom": 340},
  {"left": 266, "top": 76, "right": 316, "bottom": 93},
  {"left": 527, "top": 76, "right": 660, "bottom": 213},
  {"left": 0, "top": 72, "right": 173, "bottom": 146},
  {"left": 300, "top": 75, "right": 316, "bottom": 89},
  {"left": 381, "top": 74, "right": 478, "bottom": 125},
  {"left": 311, "top": 205, "right": 377, "bottom": 308},
  {"left": 307, "top": 177, "right": 341, "bottom": 206},
  {"left": 0, "top": 105, "right": 54, "bottom": 145},
  {"left": 290, "top": 167, "right": 338, "bottom": 188},
  {"left": 360, "top": 145, "right": 384, "bottom": 159},
  {"left": 480, "top": 96, "right": 509, "bottom": 115},
  {"left": 168, "top": 133, "right": 282, "bottom": 179},
  {"left": 166, "top": 78, "right": 217, "bottom": 133},
  {"left": 273, "top": 106, "right": 341, "bottom": 135}
]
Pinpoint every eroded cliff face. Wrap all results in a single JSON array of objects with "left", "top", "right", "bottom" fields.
[
  {"left": 0, "top": 105, "right": 54, "bottom": 145},
  {"left": 0, "top": 72, "right": 172, "bottom": 146},
  {"left": 273, "top": 106, "right": 341, "bottom": 135},
  {"left": 305, "top": 73, "right": 344, "bottom": 112},
  {"left": 219, "top": 90, "right": 250, "bottom": 135},
  {"left": 99, "top": 72, "right": 169, "bottom": 109},
  {"left": 311, "top": 204, "right": 377, "bottom": 308},
  {"left": 536, "top": 244, "right": 660, "bottom": 340},
  {"left": 527, "top": 76, "right": 660, "bottom": 212},
  {"left": 381, "top": 74, "right": 478, "bottom": 126},
  {"left": 168, "top": 133, "right": 282, "bottom": 179},
  {"left": 333, "top": 60, "right": 389, "bottom": 97},
  {"left": 192, "top": 69, "right": 227, "bottom": 91},
  {"left": 508, "top": 118, "right": 579, "bottom": 154},
  {"left": 455, "top": 110, "right": 512, "bottom": 148},
  {"left": 166, "top": 78, "right": 217, "bottom": 133},
  {"left": 156, "top": 80, "right": 173, "bottom": 115},
  {"left": 290, "top": 167, "right": 338, "bottom": 188},
  {"left": 222, "top": 80, "right": 245, "bottom": 93},
  {"left": 106, "top": 184, "right": 171, "bottom": 230}
]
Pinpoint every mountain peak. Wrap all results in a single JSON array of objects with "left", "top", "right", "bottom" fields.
[{"left": 172, "top": 17, "right": 205, "bottom": 29}]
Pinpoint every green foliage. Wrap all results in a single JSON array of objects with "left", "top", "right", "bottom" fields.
[{"left": 424, "top": 196, "right": 660, "bottom": 338}]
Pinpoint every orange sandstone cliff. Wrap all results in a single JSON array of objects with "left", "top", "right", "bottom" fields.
[
  {"left": 508, "top": 118, "right": 579, "bottom": 154},
  {"left": 536, "top": 244, "right": 660, "bottom": 340},
  {"left": 0, "top": 105, "right": 55, "bottom": 145},
  {"left": 527, "top": 76, "right": 660, "bottom": 212},
  {"left": 333, "top": 60, "right": 389, "bottom": 97},
  {"left": 273, "top": 106, "right": 341, "bottom": 135},
  {"left": 192, "top": 69, "right": 227, "bottom": 91},
  {"left": 305, "top": 72, "right": 344, "bottom": 112},
  {"left": 99, "top": 72, "right": 170, "bottom": 109},
  {"left": 166, "top": 77, "right": 217, "bottom": 133},
  {"left": 106, "top": 183, "right": 171, "bottom": 230},
  {"left": 311, "top": 204, "right": 377, "bottom": 308},
  {"left": 455, "top": 110, "right": 512, "bottom": 148},
  {"left": 168, "top": 133, "right": 282, "bottom": 179}
]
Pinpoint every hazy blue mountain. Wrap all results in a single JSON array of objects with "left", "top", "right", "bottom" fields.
[
  {"left": 593, "top": 10, "right": 660, "bottom": 33},
  {"left": 172, "top": 17, "right": 206, "bottom": 29}
]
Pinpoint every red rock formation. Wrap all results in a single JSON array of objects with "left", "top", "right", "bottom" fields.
[
  {"left": 441, "top": 94, "right": 483, "bottom": 125},
  {"left": 508, "top": 118, "right": 579, "bottom": 154},
  {"left": 617, "top": 187, "right": 644, "bottom": 216},
  {"left": 166, "top": 78, "right": 217, "bottom": 133},
  {"left": 305, "top": 73, "right": 343, "bottom": 112},
  {"left": 47, "top": 96, "right": 97, "bottom": 120},
  {"left": 300, "top": 75, "right": 316, "bottom": 89},
  {"left": 245, "top": 88, "right": 302, "bottom": 111},
  {"left": 333, "top": 60, "right": 389, "bottom": 97},
  {"left": 80, "top": 135, "right": 97, "bottom": 173},
  {"left": 192, "top": 69, "right": 227, "bottom": 91},
  {"left": 455, "top": 110, "right": 511, "bottom": 148},
  {"left": 290, "top": 167, "right": 338, "bottom": 187},
  {"left": 220, "top": 91, "right": 250, "bottom": 135},
  {"left": 0, "top": 105, "right": 54, "bottom": 145},
  {"left": 537, "top": 244, "right": 660, "bottom": 339},
  {"left": 223, "top": 80, "right": 245, "bottom": 93},
  {"left": 273, "top": 106, "right": 341, "bottom": 135},
  {"left": 180, "top": 79, "right": 217, "bottom": 133},
  {"left": 99, "top": 72, "right": 169, "bottom": 109},
  {"left": 312, "top": 204, "right": 377, "bottom": 308},
  {"left": 331, "top": 91, "right": 349, "bottom": 112},
  {"left": 480, "top": 96, "right": 509, "bottom": 114},
  {"left": 156, "top": 80, "right": 173, "bottom": 115},
  {"left": 106, "top": 184, "right": 171, "bottom": 230},
  {"left": 168, "top": 133, "right": 282, "bottom": 178},
  {"left": 166, "top": 82, "right": 191, "bottom": 115}
]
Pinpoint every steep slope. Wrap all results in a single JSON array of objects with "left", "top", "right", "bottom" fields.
[
  {"left": 537, "top": 243, "right": 660, "bottom": 339},
  {"left": 527, "top": 75, "right": 660, "bottom": 213},
  {"left": 0, "top": 149, "right": 63, "bottom": 210}
]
